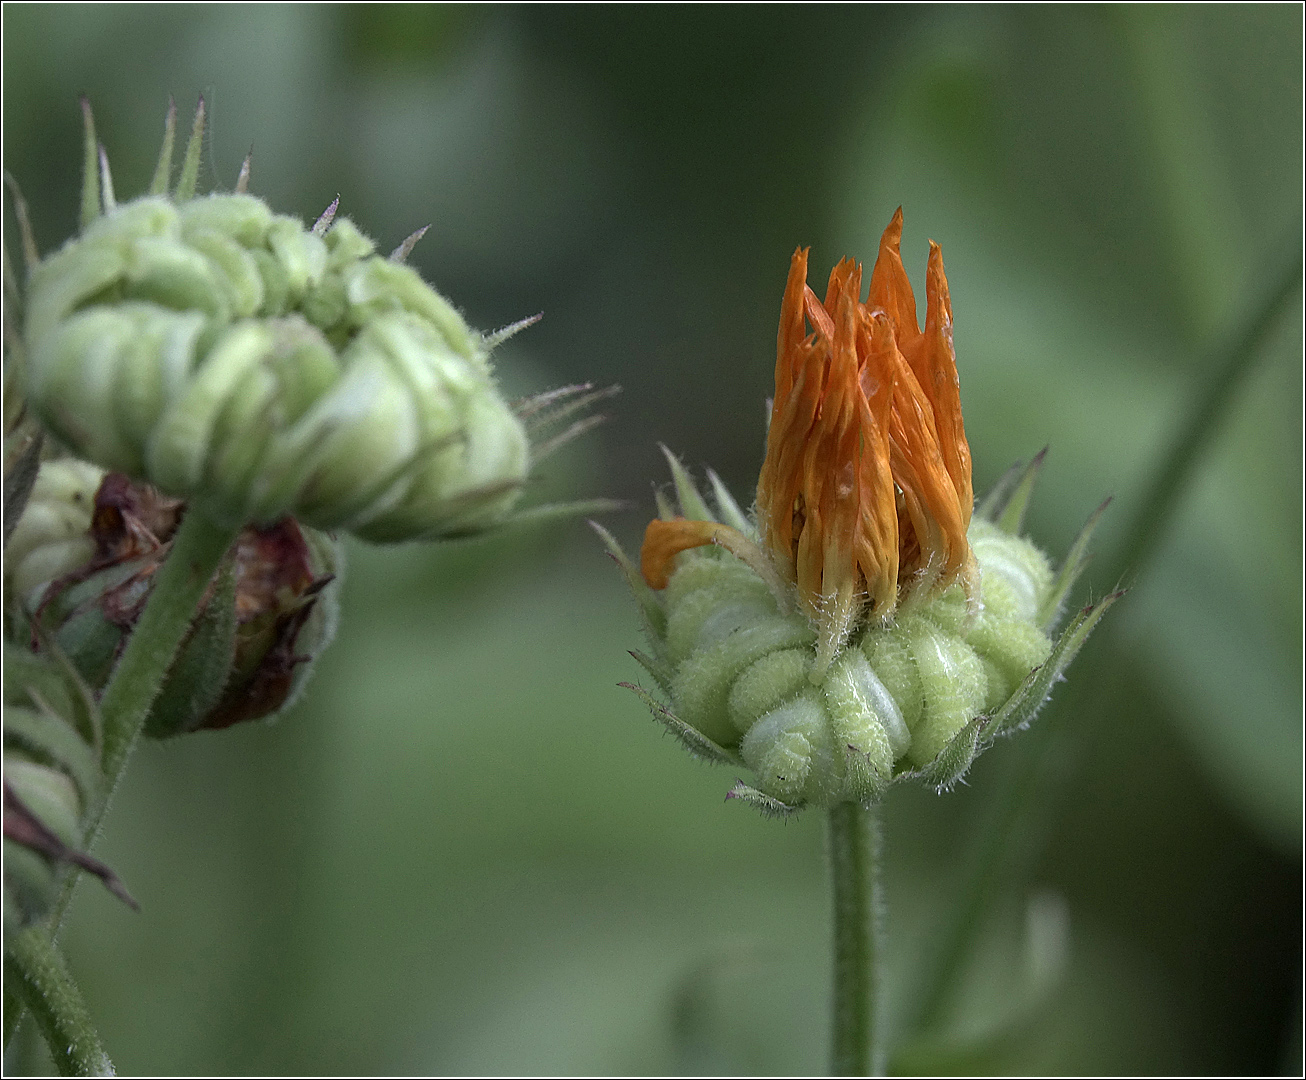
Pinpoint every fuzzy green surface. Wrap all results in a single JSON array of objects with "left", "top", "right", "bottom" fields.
[
  {"left": 21, "top": 191, "right": 529, "bottom": 539},
  {"left": 650, "top": 520, "right": 1055, "bottom": 807}
]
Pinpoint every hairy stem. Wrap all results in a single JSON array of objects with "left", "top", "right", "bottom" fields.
[
  {"left": 5, "top": 928, "right": 112, "bottom": 1076},
  {"left": 96, "top": 507, "right": 240, "bottom": 783},
  {"left": 830, "top": 801, "right": 885, "bottom": 1076},
  {"left": 4, "top": 508, "right": 240, "bottom": 1057}
]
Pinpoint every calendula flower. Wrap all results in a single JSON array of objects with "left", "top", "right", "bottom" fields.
[
  {"left": 648, "top": 209, "right": 978, "bottom": 672},
  {"left": 603, "top": 211, "right": 1118, "bottom": 812}
]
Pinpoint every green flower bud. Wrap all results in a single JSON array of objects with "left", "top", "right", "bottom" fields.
[
  {"left": 15, "top": 100, "right": 576, "bottom": 542},
  {"left": 3, "top": 643, "right": 134, "bottom": 930},
  {"left": 608, "top": 230, "right": 1119, "bottom": 814},
  {"left": 4, "top": 457, "right": 104, "bottom": 604},
  {"left": 10, "top": 469, "right": 341, "bottom": 737},
  {"left": 602, "top": 452, "right": 1120, "bottom": 814}
]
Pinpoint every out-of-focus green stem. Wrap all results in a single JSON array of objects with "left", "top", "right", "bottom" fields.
[
  {"left": 57, "top": 506, "right": 238, "bottom": 915},
  {"left": 1102, "top": 246, "right": 1301, "bottom": 588},
  {"left": 4, "top": 928, "right": 112, "bottom": 1076},
  {"left": 909, "top": 239, "right": 1301, "bottom": 1041},
  {"left": 830, "top": 801, "right": 884, "bottom": 1076},
  {"left": 3, "top": 507, "right": 239, "bottom": 1057}
]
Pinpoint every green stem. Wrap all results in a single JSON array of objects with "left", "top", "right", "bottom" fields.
[
  {"left": 4, "top": 508, "right": 239, "bottom": 1059},
  {"left": 95, "top": 507, "right": 240, "bottom": 785},
  {"left": 1103, "top": 245, "right": 1301, "bottom": 587},
  {"left": 4, "top": 927, "right": 112, "bottom": 1076},
  {"left": 830, "top": 801, "right": 884, "bottom": 1077}
]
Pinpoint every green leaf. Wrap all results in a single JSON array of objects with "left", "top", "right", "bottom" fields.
[
  {"left": 618, "top": 681, "right": 741, "bottom": 766},
  {"left": 892, "top": 891, "right": 1070, "bottom": 1073}
]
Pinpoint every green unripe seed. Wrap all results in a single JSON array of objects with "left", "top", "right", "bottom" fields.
[
  {"left": 739, "top": 694, "right": 833, "bottom": 806},
  {"left": 903, "top": 616, "right": 989, "bottom": 768},
  {"left": 645, "top": 516, "right": 1056, "bottom": 807},
  {"left": 728, "top": 648, "right": 811, "bottom": 735}
]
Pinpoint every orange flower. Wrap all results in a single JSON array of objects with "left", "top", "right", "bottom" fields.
[
  {"left": 758, "top": 208, "right": 975, "bottom": 623},
  {"left": 643, "top": 209, "right": 976, "bottom": 665}
]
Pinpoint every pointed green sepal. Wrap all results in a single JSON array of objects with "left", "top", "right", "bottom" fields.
[
  {"left": 144, "top": 555, "right": 239, "bottom": 737},
  {"left": 660, "top": 445, "right": 714, "bottom": 522},
  {"left": 985, "top": 589, "right": 1124, "bottom": 744},
  {"left": 4, "top": 171, "right": 39, "bottom": 271},
  {"left": 7, "top": 633, "right": 101, "bottom": 752},
  {"left": 590, "top": 520, "right": 667, "bottom": 640},
  {"left": 841, "top": 742, "right": 891, "bottom": 806},
  {"left": 654, "top": 487, "right": 676, "bottom": 521},
  {"left": 234, "top": 151, "right": 251, "bottom": 194},
  {"left": 3, "top": 430, "right": 43, "bottom": 547},
  {"left": 706, "top": 469, "right": 753, "bottom": 535},
  {"left": 96, "top": 145, "right": 116, "bottom": 212},
  {"left": 629, "top": 649, "right": 673, "bottom": 694},
  {"left": 148, "top": 97, "right": 177, "bottom": 195},
  {"left": 1037, "top": 497, "right": 1112, "bottom": 631},
  {"left": 501, "top": 498, "right": 626, "bottom": 529},
  {"left": 78, "top": 98, "right": 100, "bottom": 229},
  {"left": 3, "top": 702, "right": 102, "bottom": 811},
  {"left": 724, "top": 780, "right": 801, "bottom": 818},
  {"left": 174, "top": 96, "right": 206, "bottom": 201},
  {"left": 995, "top": 448, "right": 1047, "bottom": 535},
  {"left": 522, "top": 384, "right": 619, "bottom": 438},
  {"left": 32, "top": 630, "right": 102, "bottom": 751},
  {"left": 619, "top": 681, "right": 741, "bottom": 765},
  {"left": 904, "top": 714, "right": 987, "bottom": 793},
  {"left": 976, "top": 448, "right": 1047, "bottom": 533}
]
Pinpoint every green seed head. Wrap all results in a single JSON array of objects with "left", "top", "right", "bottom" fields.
[{"left": 18, "top": 101, "right": 534, "bottom": 541}]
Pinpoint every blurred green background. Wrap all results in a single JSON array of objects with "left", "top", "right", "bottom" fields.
[{"left": 3, "top": 4, "right": 1301, "bottom": 1075}]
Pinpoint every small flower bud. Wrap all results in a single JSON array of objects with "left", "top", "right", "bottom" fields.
[
  {"left": 19, "top": 101, "right": 550, "bottom": 542},
  {"left": 5, "top": 458, "right": 104, "bottom": 604},
  {"left": 11, "top": 470, "right": 340, "bottom": 738},
  {"left": 3, "top": 643, "right": 134, "bottom": 929},
  {"left": 606, "top": 213, "right": 1119, "bottom": 813}
]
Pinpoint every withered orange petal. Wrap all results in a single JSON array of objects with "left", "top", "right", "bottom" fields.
[
  {"left": 640, "top": 517, "right": 730, "bottom": 589},
  {"left": 802, "top": 285, "right": 834, "bottom": 344},
  {"left": 776, "top": 248, "right": 811, "bottom": 401},
  {"left": 923, "top": 240, "right": 973, "bottom": 526},
  {"left": 886, "top": 335, "right": 967, "bottom": 579},
  {"left": 822, "top": 257, "right": 862, "bottom": 316},
  {"left": 867, "top": 207, "right": 920, "bottom": 345}
]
